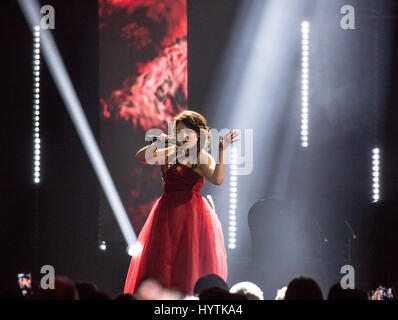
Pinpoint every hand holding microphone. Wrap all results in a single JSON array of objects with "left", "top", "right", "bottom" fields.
[{"left": 148, "top": 134, "right": 183, "bottom": 146}]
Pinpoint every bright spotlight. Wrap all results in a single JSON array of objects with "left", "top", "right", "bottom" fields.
[
  {"left": 99, "top": 241, "right": 107, "bottom": 251},
  {"left": 127, "top": 242, "right": 143, "bottom": 257}
]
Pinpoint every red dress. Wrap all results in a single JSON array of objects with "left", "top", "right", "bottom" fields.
[{"left": 124, "top": 163, "right": 228, "bottom": 295}]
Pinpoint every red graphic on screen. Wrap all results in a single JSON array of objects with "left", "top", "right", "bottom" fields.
[
  {"left": 101, "top": 39, "right": 187, "bottom": 131},
  {"left": 99, "top": 0, "right": 187, "bottom": 235}
]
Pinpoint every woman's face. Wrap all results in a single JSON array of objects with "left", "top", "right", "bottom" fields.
[{"left": 175, "top": 122, "right": 198, "bottom": 148}]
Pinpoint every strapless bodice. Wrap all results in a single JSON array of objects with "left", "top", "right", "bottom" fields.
[{"left": 162, "top": 164, "right": 205, "bottom": 193}]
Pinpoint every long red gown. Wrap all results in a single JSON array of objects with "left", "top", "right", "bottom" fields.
[{"left": 124, "top": 163, "right": 228, "bottom": 295}]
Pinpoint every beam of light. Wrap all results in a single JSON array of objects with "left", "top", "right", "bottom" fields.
[
  {"left": 18, "top": 0, "right": 137, "bottom": 248},
  {"left": 301, "top": 21, "right": 310, "bottom": 148},
  {"left": 205, "top": 0, "right": 309, "bottom": 251},
  {"left": 372, "top": 147, "right": 380, "bottom": 202},
  {"left": 32, "top": 25, "right": 41, "bottom": 184}
]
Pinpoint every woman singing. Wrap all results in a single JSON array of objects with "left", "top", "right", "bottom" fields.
[{"left": 124, "top": 110, "right": 239, "bottom": 296}]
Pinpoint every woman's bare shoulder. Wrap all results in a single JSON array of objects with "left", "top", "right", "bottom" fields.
[{"left": 197, "top": 150, "right": 215, "bottom": 168}]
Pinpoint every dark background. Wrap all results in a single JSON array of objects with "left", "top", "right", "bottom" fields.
[
  {"left": 1, "top": 0, "right": 398, "bottom": 297},
  {"left": 0, "top": 0, "right": 107, "bottom": 292}
]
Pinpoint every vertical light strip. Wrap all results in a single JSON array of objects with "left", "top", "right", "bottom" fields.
[
  {"left": 228, "top": 148, "right": 238, "bottom": 249},
  {"left": 301, "top": 21, "right": 310, "bottom": 148},
  {"left": 372, "top": 147, "right": 380, "bottom": 202},
  {"left": 18, "top": 0, "right": 137, "bottom": 248},
  {"left": 33, "top": 25, "right": 41, "bottom": 184}
]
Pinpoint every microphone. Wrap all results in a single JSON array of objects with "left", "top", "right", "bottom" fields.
[{"left": 146, "top": 135, "right": 183, "bottom": 146}]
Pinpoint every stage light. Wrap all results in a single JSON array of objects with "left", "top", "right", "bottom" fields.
[
  {"left": 99, "top": 241, "right": 107, "bottom": 251},
  {"left": 372, "top": 148, "right": 380, "bottom": 202},
  {"left": 127, "top": 242, "right": 143, "bottom": 257},
  {"left": 301, "top": 21, "right": 310, "bottom": 148},
  {"left": 301, "top": 21, "right": 309, "bottom": 28},
  {"left": 31, "top": 25, "right": 41, "bottom": 185},
  {"left": 228, "top": 148, "right": 239, "bottom": 250},
  {"left": 19, "top": 0, "right": 137, "bottom": 248}
]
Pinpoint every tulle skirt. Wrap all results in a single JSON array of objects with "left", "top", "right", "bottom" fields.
[{"left": 124, "top": 190, "right": 228, "bottom": 295}]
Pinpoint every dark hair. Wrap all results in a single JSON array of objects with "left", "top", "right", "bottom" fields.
[
  {"left": 173, "top": 110, "right": 210, "bottom": 168},
  {"left": 40, "top": 276, "right": 78, "bottom": 300},
  {"left": 162, "top": 110, "right": 210, "bottom": 174},
  {"left": 284, "top": 276, "right": 323, "bottom": 300},
  {"left": 114, "top": 293, "right": 137, "bottom": 300},
  {"left": 194, "top": 273, "right": 229, "bottom": 295},
  {"left": 199, "top": 286, "right": 248, "bottom": 300},
  {"left": 74, "top": 280, "right": 98, "bottom": 300},
  {"left": 327, "top": 283, "right": 368, "bottom": 300}
]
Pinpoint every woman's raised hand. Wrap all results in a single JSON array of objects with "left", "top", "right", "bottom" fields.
[{"left": 219, "top": 130, "right": 240, "bottom": 151}]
